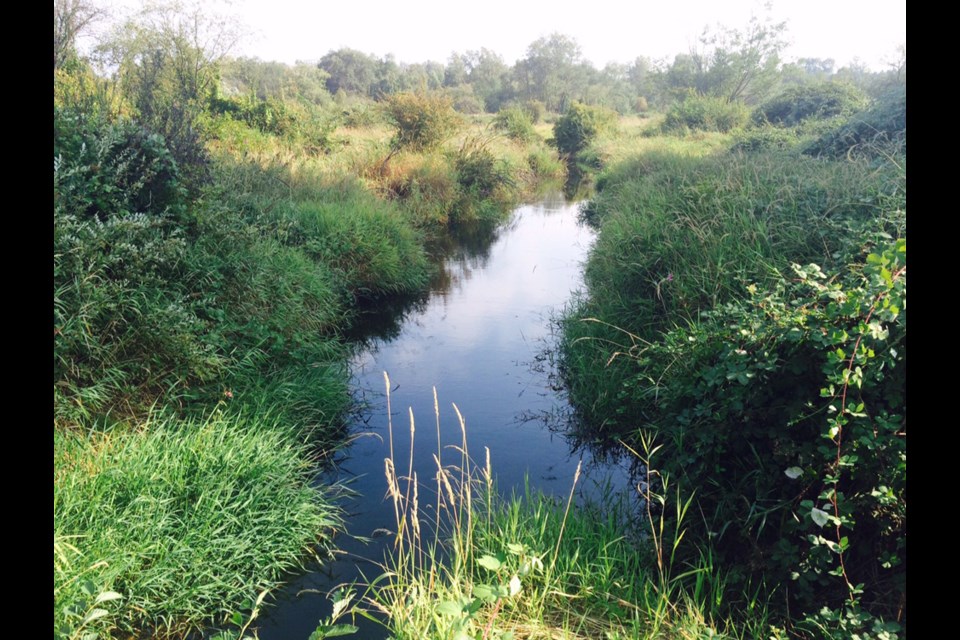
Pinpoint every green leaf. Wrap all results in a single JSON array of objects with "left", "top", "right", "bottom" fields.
[
  {"left": 80, "top": 580, "right": 96, "bottom": 597},
  {"left": 784, "top": 467, "right": 802, "bottom": 479},
  {"left": 317, "top": 624, "right": 359, "bottom": 638},
  {"left": 474, "top": 583, "right": 508, "bottom": 602},
  {"left": 436, "top": 601, "right": 464, "bottom": 616},
  {"left": 93, "top": 591, "right": 123, "bottom": 604},
  {"left": 477, "top": 554, "right": 502, "bottom": 571},
  {"left": 810, "top": 507, "right": 829, "bottom": 528},
  {"left": 83, "top": 608, "right": 110, "bottom": 624},
  {"left": 509, "top": 575, "right": 522, "bottom": 597}
]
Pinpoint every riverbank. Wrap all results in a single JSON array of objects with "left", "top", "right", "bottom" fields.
[
  {"left": 54, "top": 83, "right": 567, "bottom": 638},
  {"left": 558, "top": 96, "right": 906, "bottom": 635}
]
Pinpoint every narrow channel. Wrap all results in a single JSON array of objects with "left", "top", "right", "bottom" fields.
[{"left": 256, "top": 192, "right": 632, "bottom": 639}]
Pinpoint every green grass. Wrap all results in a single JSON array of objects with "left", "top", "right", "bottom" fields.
[
  {"left": 54, "top": 410, "right": 344, "bottom": 639},
  {"left": 561, "top": 145, "right": 905, "bottom": 434},
  {"left": 352, "top": 381, "right": 780, "bottom": 640}
]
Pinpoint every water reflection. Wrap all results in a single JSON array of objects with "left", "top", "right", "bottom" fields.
[{"left": 256, "top": 193, "right": 634, "bottom": 640}]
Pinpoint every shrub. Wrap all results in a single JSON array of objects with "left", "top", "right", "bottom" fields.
[
  {"left": 442, "top": 85, "right": 485, "bottom": 115},
  {"left": 805, "top": 86, "right": 906, "bottom": 159},
  {"left": 730, "top": 124, "right": 800, "bottom": 153},
  {"left": 493, "top": 106, "right": 536, "bottom": 142},
  {"left": 552, "top": 102, "right": 618, "bottom": 155},
  {"left": 662, "top": 93, "right": 749, "bottom": 133},
  {"left": 522, "top": 99, "right": 546, "bottom": 124},
  {"left": 753, "top": 81, "right": 868, "bottom": 126},
  {"left": 606, "top": 242, "right": 906, "bottom": 628},
  {"left": 382, "top": 91, "right": 463, "bottom": 151},
  {"left": 54, "top": 108, "right": 185, "bottom": 221}
]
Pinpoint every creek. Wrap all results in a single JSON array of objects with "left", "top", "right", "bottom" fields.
[{"left": 256, "top": 192, "right": 632, "bottom": 639}]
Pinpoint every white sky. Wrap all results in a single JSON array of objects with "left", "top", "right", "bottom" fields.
[{"left": 99, "top": 0, "right": 906, "bottom": 71}]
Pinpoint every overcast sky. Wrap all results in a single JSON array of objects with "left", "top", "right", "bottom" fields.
[{"left": 99, "top": 0, "right": 906, "bottom": 71}]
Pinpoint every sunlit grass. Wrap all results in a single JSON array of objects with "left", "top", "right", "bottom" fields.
[
  {"left": 54, "top": 410, "right": 344, "bottom": 639},
  {"left": 352, "top": 378, "right": 778, "bottom": 640}
]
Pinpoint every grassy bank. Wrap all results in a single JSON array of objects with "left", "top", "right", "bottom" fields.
[
  {"left": 355, "top": 386, "right": 777, "bottom": 640},
  {"left": 54, "top": 72, "right": 567, "bottom": 638},
  {"left": 558, "top": 102, "right": 906, "bottom": 635},
  {"left": 54, "top": 411, "right": 344, "bottom": 639}
]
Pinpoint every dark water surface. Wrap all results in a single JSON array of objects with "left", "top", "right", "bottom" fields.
[{"left": 256, "top": 194, "right": 632, "bottom": 640}]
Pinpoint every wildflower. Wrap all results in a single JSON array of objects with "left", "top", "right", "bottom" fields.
[{"left": 224, "top": 389, "right": 234, "bottom": 400}]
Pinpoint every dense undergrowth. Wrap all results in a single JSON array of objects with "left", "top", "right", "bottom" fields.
[
  {"left": 559, "top": 96, "right": 906, "bottom": 637},
  {"left": 356, "top": 383, "right": 779, "bottom": 640},
  {"left": 54, "top": 61, "right": 562, "bottom": 639},
  {"left": 54, "top": 12, "right": 905, "bottom": 637}
]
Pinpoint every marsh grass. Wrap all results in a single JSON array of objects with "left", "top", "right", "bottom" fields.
[
  {"left": 562, "top": 143, "right": 905, "bottom": 433},
  {"left": 54, "top": 409, "right": 344, "bottom": 639},
  {"left": 353, "top": 376, "right": 774, "bottom": 639}
]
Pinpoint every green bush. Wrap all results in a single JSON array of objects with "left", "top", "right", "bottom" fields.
[
  {"left": 753, "top": 81, "right": 868, "bottom": 127},
  {"left": 602, "top": 243, "right": 906, "bottom": 629},
  {"left": 54, "top": 108, "right": 185, "bottom": 221},
  {"left": 805, "top": 86, "right": 906, "bottom": 159},
  {"left": 521, "top": 99, "right": 546, "bottom": 124},
  {"left": 383, "top": 91, "right": 463, "bottom": 151},
  {"left": 730, "top": 124, "right": 801, "bottom": 153},
  {"left": 493, "top": 106, "right": 536, "bottom": 142},
  {"left": 662, "top": 93, "right": 749, "bottom": 133},
  {"left": 560, "top": 146, "right": 906, "bottom": 631},
  {"left": 552, "top": 102, "right": 618, "bottom": 155}
]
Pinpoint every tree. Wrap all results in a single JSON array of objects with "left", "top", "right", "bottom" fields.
[
  {"left": 98, "top": 0, "right": 242, "bottom": 180},
  {"left": 516, "top": 33, "right": 585, "bottom": 112},
  {"left": 444, "top": 52, "right": 469, "bottom": 87},
  {"left": 54, "top": 0, "right": 104, "bottom": 71},
  {"left": 318, "top": 48, "right": 380, "bottom": 96},
  {"left": 675, "top": 10, "right": 788, "bottom": 104},
  {"left": 466, "top": 48, "right": 511, "bottom": 112}
]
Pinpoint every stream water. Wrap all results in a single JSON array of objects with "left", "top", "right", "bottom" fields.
[{"left": 256, "top": 192, "right": 632, "bottom": 639}]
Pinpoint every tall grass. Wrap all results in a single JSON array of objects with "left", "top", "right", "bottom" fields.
[
  {"left": 355, "top": 378, "right": 774, "bottom": 639},
  {"left": 54, "top": 410, "right": 344, "bottom": 639},
  {"left": 562, "top": 146, "right": 904, "bottom": 434}
]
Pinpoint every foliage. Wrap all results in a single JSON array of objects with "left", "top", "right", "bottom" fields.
[
  {"left": 55, "top": 108, "right": 186, "bottom": 220},
  {"left": 219, "top": 57, "right": 333, "bottom": 106},
  {"left": 318, "top": 47, "right": 382, "bottom": 97},
  {"left": 383, "top": 91, "right": 462, "bottom": 151},
  {"left": 602, "top": 242, "right": 906, "bottom": 631},
  {"left": 730, "top": 124, "right": 800, "bottom": 153},
  {"left": 209, "top": 93, "right": 341, "bottom": 152},
  {"left": 552, "top": 102, "right": 618, "bottom": 155},
  {"left": 753, "top": 82, "right": 869, "bottom": 126},
  {"left": 98, "top": 0, "right": 242, "bottom": 184},
  {"left": 805, "top": 86, "right": 906, "bottom": 159},
  {"left": 664, "top": 11, "right": 788, "bottom": 104},
  {"left": 493, "top": 106, "right": 536, "bottom": 142},
  {"left": 54, "top": 0, "right": 103, "bottom": 71},
  {"left": 514, "top": 33, "right": 586, "bottom": 112},
  {"left": 561, "top": 142, "right": 905, "bottom": 631},
  {"left": 662, "top": 92, "right": 749, "bottom": 133},
  {"left": 360, "top": 383, "right": 749, "bottom": 639},
  {"left": 54, "top": 411, "right": 344, "bottom": 638}
]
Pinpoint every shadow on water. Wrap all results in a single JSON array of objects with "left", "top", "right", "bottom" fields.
[{"left": 254, "top": 190, "right": 640, "bottom": 640}]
